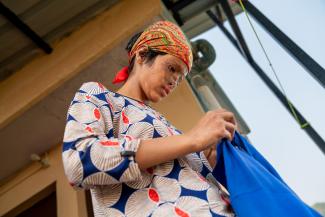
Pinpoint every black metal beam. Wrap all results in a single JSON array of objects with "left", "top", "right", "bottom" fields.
[
  {"left": 207, "top": 10, "right": 242, "bottom": 52},
  {"left": 0, "top": 1, "right": 52, "bottom": 54},
  {"left": 215, "top": 4, "right": 223, "bottom": 23},
  {"left": 207, "top": 10, "right": 325, "bottom": 155},
  {"left": 170, "top": 0, "right": 196, "bottom": 11},
  {"left": 219, "top": 0, "right": 253, "bottom": 62},
  {"left": 162, "top": 0, "right": 196, "bottom": 26},
  {"left": 161, "top": 0, "right": 173, "bottom": 9},
  {"left": 239, "top": 0, "right": 325, "bottom": 89}
]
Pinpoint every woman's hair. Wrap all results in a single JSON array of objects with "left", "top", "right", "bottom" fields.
[{"left": 125, "top": 31, "right": 166, "bottom": 72}]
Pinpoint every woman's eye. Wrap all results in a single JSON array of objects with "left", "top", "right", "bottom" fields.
[{"left": 168, "top": 65, "right": 176, "bottom": 73}]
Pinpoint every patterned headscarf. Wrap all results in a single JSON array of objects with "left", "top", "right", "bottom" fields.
[{"left": 112, "top": 20, "right": 193, "bottom": 84}]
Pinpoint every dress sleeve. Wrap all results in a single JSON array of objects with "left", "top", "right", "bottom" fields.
[{"left": 62, "top": 82, "right": 142, "bottom": 190}]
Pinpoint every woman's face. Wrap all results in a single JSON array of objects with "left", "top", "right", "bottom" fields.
[{"left": 137, "top": 53, "right": 188, "bottom": 103}]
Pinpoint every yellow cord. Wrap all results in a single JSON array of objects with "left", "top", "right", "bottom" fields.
[{"left": 238, "top": 0, "right": 309, "bottom": 129}]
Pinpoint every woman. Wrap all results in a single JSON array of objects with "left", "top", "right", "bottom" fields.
[{"left": 62, "top": 20, "right": 238, "bottom": 217}]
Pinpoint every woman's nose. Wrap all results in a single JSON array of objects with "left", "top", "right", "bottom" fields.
[
  {"left": 172, "top": 73, "right": 181, "bottom": 84},
  {"left": 167, "top": 78, "right": 176, "bottom": 89}
]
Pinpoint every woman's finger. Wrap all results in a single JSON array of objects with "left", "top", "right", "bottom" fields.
[
  {"left": 225, "top": 122, "right": 235, "bottom": 139},
  {"left": 222, "top": 128, "right": 232, "bottom": 140},
  {"left": 219, "top": 111, "right": 236, "bottom": 126}
]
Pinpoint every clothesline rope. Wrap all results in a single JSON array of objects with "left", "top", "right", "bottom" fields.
[{"left": 238, "top": 0, "right": 309, "bottom": 129}]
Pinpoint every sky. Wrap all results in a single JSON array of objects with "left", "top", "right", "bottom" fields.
[{"left": 193, "top": 0, "right": 325, "bottom": 205}]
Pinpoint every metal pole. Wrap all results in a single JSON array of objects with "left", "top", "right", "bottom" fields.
[
  {"left": 239, "top": 0, "right": 325, "bottom": 89},
  {"left": 219, "top": 0, "right": 253, "bottom": 61},
  {"left": 0, "top": 2, "right": 52, "bottom": 54},
  {"left": 207, "top": 10, "right": 325, "bottom": 155}
]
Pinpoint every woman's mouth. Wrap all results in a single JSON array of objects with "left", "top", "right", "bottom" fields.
[
  {"left": 161, "top": 86, "right": 170, "bottom": 96},
  {"left": 161, "top": 88, "right": 167, "bottom": 97}
]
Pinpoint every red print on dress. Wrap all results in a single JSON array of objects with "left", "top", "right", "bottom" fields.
[
  {"left": 100, "top": 141, "right": 119, "bottom": 146},
  {"left": 175, "top": 207, "right": 189, "bottom": 217},
  {"left": 122, "top": 111, "right": 129, "bottom": 124},
  {"left": 146, "top": 167, "right": 154, "bottom": 174},
  {"left": 85, "top": 126, "right": 93, "bottom": 133},
  {"left": 93, "top": 108, "right": 101, "bottom": 120},
  {"left": 148, "top": 188, "right": 159, "bottom": 203},
  {"left": 97, "top": 82, "right": 105, "bottom": 90}
]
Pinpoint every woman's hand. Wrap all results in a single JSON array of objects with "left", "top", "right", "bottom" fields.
[
  {"left": 185, "top": 108, "right": 238, "bottom": 153},
  {"left": 203, "top": 145, "right": 217, "bottom": 169}
]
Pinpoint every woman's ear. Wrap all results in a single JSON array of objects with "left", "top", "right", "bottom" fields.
[{"left": 136, "top": 47, "right": 148, "bottom": 65}]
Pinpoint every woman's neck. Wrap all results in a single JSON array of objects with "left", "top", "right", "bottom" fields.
[{"left": 116, "top": 81, "right": 150, "bottom": 105}]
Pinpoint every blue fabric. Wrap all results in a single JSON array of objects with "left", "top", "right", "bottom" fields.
[{"left": 213, "top": 131, "right": 322, "bottom": 217}]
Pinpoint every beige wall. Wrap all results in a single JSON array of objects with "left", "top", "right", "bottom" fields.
[
  {"left": 0, "top": 0, "right": 206, "bottom": 215},
  {"left": 0, "top": 0, "right": 162, "bottom": 129},
  {"left": 0, "top": 145, "right": 88, "bottom": 217}
]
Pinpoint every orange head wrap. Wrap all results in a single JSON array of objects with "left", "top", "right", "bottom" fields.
[{"left": 112, "top": 20, "right": 193, "bottom": 84}]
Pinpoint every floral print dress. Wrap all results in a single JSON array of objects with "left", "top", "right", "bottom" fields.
[{"left": 62, "top": 81, "right": 235, "bottom": 217}]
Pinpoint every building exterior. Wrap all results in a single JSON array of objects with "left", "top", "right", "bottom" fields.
[{"left": 0, "top": 0, "right": 248, "bottom": 216}]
